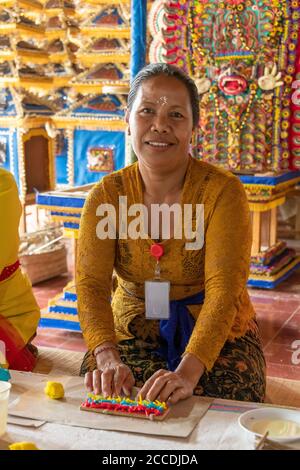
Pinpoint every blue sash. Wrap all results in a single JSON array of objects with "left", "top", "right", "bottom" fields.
[{"left": 158, "top": 291, "right": 205, "bottom": 371}]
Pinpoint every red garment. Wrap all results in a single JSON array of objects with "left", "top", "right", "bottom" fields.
[
  {"left": 0, "top": 315, "right": 37, "bottom": 371},
  {"left": 0, "top": 260, "right": 20, "bottom": 282}
]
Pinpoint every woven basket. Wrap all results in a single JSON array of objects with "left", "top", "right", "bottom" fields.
[{"left": 20, "top": 243, "right": 68, "bottom": 285}]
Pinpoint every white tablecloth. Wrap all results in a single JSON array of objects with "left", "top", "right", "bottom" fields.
[
  {"left": 4, "top": 405, "right": 255, "bottom": 450},
  {"left": 2, "top": 371, "right": 297, "bottom": 450}
]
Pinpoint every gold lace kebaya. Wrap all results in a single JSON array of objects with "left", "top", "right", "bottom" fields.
[{"left": 76, "top": 156, "right": 255, "bottom": 371}]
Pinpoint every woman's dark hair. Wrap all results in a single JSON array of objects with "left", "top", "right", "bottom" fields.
[{"left": 127, "top": 63, "right": 200, "bottom": 128}]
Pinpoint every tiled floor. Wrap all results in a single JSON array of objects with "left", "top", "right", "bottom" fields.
[
  {"left": 32, "top": 273, "right": 87, "bottom": 353},
  {"left": 249, "top": 270, "right": 300, "bottom": 380},
  {"left": 32, "top": 270, "right": 300, "bottom": 380}
]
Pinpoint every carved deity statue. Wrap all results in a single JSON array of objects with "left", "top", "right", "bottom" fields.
[{"left": 149, "top": 0, "right": 300, "bottom": 172}]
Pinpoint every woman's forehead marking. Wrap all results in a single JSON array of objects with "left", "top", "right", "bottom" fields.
[
  {"left": 156, "top": 96, "right": 168, "bottom": 105},
  {"left": 136, "top": 80, "right": 190, "bottom": 110}
]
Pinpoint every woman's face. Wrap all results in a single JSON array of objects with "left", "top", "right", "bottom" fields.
[{"left": 126, "top": 74, "right": 194, "bottom": 171}]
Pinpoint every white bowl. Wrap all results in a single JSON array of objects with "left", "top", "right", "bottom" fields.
[{"left": 238, "top": 406, "right": 300, "bottom": 444}]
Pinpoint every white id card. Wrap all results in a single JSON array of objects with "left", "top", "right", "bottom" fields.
[{"left": 145, "top": 280, "right": 170, "bottom": 320}]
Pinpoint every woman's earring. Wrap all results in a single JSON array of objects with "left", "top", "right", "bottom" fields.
[{"left": 188, "top": 133, "right": 194, "bottom": 153}]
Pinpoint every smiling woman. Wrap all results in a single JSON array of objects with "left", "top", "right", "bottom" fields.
[
  {"left": 126, "top": 75, "right": 193, "bottom": 173},
  {"left": 76, "top": 63, "right": 266, "bottom": 406}
]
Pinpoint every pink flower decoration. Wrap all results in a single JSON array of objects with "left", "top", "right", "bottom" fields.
[{"left": 226, "top": 0, "right": 244, "bottom": 5}]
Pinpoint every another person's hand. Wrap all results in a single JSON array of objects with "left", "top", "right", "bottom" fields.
[
  {"left": 84, "top": 343, "right": 135, "bottom": 397},
  {"left": 138, "top": 353, "right": 205, "bottom": 405}
]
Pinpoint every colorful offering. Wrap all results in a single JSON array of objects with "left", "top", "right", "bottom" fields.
[{"left": 80, "top": 394, "right": 169, "bottom": 421}]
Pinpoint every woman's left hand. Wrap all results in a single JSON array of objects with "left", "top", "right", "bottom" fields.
[
  {"left": 138, "top": 353, "right": 205, "bottom": 405},
  {"left": 138, "top": 369, "right": 195, "bottom": 405}
]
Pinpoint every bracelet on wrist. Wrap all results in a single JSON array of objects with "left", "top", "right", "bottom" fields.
[{"left": 93, "top": 345, "right": 118, "bottom": 358}]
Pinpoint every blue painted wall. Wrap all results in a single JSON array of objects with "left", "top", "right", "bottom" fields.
[
  {"left": 0, "top": 128, "right": 20, "bottom": 190},
  {"left": 73, "top": 129, "right": 125, "bottom": 186}
]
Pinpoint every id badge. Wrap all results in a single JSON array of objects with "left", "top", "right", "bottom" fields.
[{"left": 145, "top": 280, "right": 170, "bottom": 320}]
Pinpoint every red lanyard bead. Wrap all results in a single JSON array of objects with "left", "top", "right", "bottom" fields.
[{"left": 150, "top": 243, "right": 164, "bottom": 261}]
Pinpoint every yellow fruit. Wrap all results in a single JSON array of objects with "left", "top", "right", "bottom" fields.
[
  {"left": 9, "top": 442, "right": 39, "bottom": 450},
  {"left": 44, "top": 381, "right": 64, "bottom": 399}
]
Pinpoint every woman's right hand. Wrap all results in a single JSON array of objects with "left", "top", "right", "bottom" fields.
[{"left": 84, "top": 344, "right": 135, "bottom": 397}]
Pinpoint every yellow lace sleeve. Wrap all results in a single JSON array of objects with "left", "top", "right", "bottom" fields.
[
  {"left": 76, "top": 180, "right": 117, "bottom": 352},
  {"left": 184, "top": 176, "right": 252, "bottom": 371}
]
